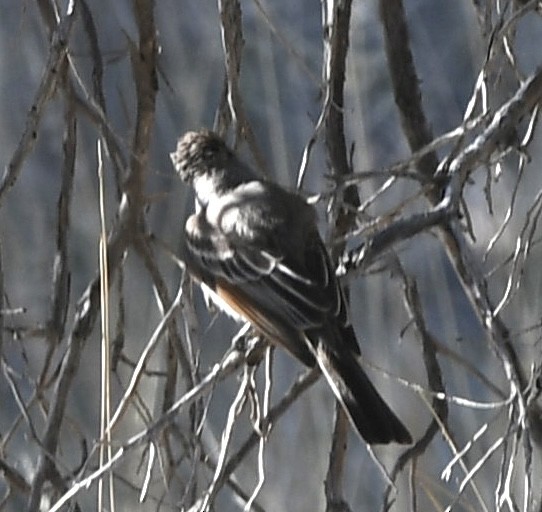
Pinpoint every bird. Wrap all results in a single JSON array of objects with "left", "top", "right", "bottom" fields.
[{"left": 170, "top": 129, "right": 412, "bottom": 444}]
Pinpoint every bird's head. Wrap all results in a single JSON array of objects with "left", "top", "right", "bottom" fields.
[{"left": 170, "top": 129, "right": 233, "bottom": 184}]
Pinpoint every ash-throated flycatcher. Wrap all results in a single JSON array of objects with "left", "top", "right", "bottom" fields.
[{"left": 170, "top": 129, "right": 411, "bottom": 444}]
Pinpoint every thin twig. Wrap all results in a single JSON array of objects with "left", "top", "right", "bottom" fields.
[
  {"left": 0, "top": 1, "right": 76, "bottom": 206},
  {"left": 48, "top": 345, "right": 253, "bottom": 512}
]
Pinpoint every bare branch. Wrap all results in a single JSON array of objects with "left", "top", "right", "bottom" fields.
[{"left": 0, "top": 4, "right": 76, "bottom": 205}]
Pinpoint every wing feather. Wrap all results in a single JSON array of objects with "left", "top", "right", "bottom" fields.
[{"left": 184, "top": 185, "right": 347, "bottom": 332}]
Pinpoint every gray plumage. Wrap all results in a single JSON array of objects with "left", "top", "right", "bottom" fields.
[{"left": 171, "top": 129, "right": 411, "bottom": 444}]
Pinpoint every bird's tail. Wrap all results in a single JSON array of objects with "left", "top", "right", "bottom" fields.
[{"left": 314, "top": 330, "right": 412, "bottom": 445}]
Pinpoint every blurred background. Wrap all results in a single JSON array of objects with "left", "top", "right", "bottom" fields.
[{"left": 1, "top": 0, "right": 542, "bottom": 511}]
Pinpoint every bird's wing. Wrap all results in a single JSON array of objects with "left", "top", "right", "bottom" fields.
[{"left": 184, "top": 188, "right": 347, "bottom": 332}]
